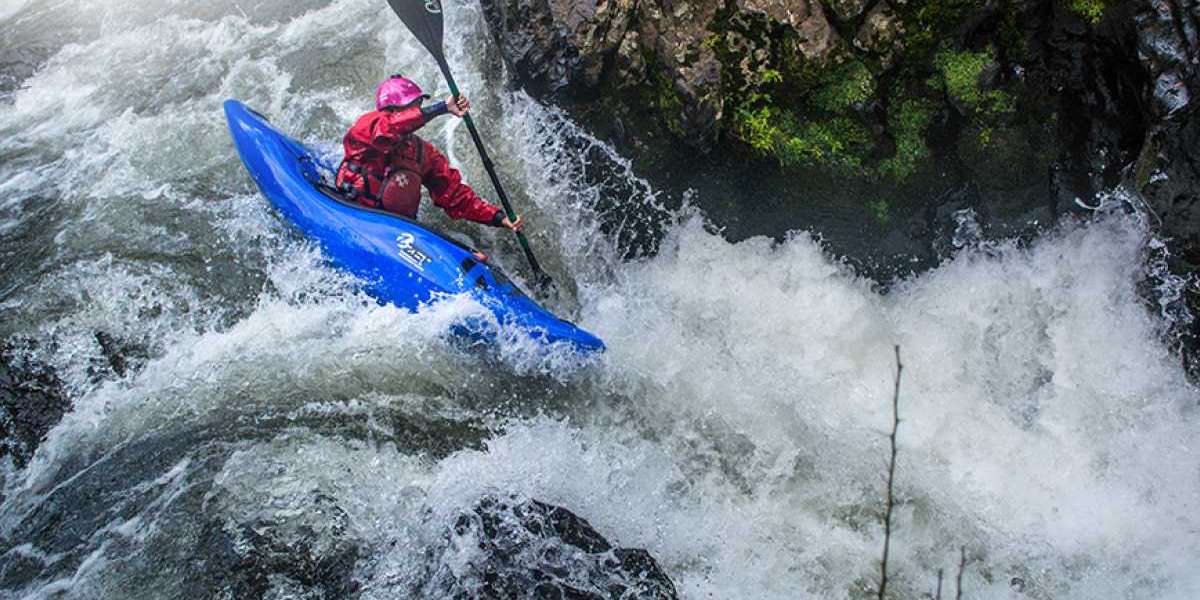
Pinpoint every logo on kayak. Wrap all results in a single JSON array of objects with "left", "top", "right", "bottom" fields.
[
  {"left": 425, "top": 0, "right": 442, "bottom": 13},
  {"left": 395, "top": 233, "right": 431, "bottom": 271}
]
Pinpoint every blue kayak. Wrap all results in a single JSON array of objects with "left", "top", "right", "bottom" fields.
[{"left": 223, "top": 99, "right": 604, "bottom": 353}]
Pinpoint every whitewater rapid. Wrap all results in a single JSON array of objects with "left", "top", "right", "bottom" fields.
[{"left": 1, "top": 1, "right": 1198, "bottom": 598}]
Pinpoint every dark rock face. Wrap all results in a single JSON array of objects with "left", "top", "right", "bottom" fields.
[
  {"left": 474, "top": 0, "right": 1158, "bottom": 207},
  {"left": 479, "top": 0, "right": 839, "bottom": 148},
  {"left": 479, "top": 0, "right": 640, "bottom": 96},
  {"left": 1033, "top": 0, "right": 1149, "bottom": 211},
  {"left": 200, "top": 493, "right": 363, "bottom": 599},
  {"left": 1135, "top": 0, "right": 1200, "bottom": 268},
  {"left": 474, "top": 0, "right": 1163, "bottom": 204},
  {"left": 0, "top": 342, "right": 70, "bottom": 469},
  {"left": 420, "top": 494, "right": 678, "bottom": 599}
]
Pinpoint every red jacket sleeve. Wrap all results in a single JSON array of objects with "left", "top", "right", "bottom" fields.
[
  {"left": 370, "top": 106, "right": 426, "bottom": 147},
  {"left": 421, "top": 141, "right": 504, "bottom": 225}
]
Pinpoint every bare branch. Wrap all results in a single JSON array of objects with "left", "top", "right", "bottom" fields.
[
  {"left": 955, "top": 546, "right": 967, "bottom": 600},
  {"left": 877, "top": 345, "right": 903, "bottom": 600},
  {"left": 935, "top": 568, "right": 944, "bottom": 600}
]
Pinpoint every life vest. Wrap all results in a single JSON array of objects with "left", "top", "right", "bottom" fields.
[
  {"left": 335, "top": 108, "right": 426, "bottom": 216},
  {"left": 334, "top": 107, "right": 503, "bottom": 225},
  {"left": 376, "top": 135, "right": 425, "bottom": 217}
]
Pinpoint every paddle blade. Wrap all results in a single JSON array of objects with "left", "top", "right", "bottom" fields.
[
  {"left": 534, "top": 270, "right": 557, "bottom": 297},
  {"left": 386, "top": 0, "right": 446, "bottom": 62}
]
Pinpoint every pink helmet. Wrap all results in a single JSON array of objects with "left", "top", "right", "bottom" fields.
[{"left": 375, "top": 74, "right": 428, "bottom": 110}]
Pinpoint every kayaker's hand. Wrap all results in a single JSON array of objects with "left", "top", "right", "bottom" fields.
[
  {"left": 447, "top": 95, "right": 470, "bottom": 117},
  {"left": 500, "top": 214, "right": 524, "bottom": 232}
]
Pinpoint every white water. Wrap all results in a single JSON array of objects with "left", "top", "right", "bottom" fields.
[{"left": 0, "top": 1, "right": 1197, "bottom": 599}]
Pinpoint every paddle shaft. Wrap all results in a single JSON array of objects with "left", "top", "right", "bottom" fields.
[{"left": 438, "top": 67, "right": 546, "bottom": 279}]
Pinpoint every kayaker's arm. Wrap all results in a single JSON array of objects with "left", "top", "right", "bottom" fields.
[
  {"left": 421, "top": 100, "right": 448, "bottom": 121},
  {"left": 373, "top": 105, "right": 426, "bottom": 143},
  {"left": 373, "top": 95, "right": 468, "bottom": 145},
  {"left": 422, "top": 141, "right": 507, "bottom": 225},
  {"left": 419, "top": 96, "right": 468, "bottom": 122}
]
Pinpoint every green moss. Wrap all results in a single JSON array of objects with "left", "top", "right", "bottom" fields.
[
  {"left": 1069, "top": 0, "right": 1107, "bottom": 23},
  {"left": 731, "top": 99, "right": 869, "bottom": 171},
  {"left": 879, "top": 99, "right": 934, "bottom": 181},
  {"left": 977, "top": 125, "right": 994, "bottom": 147},
  {"left": 930, "top": 47, "right": 1016, "bottom": 118},
  {"left": 933, "top": 49, "right": 991, "bottom": 108},
  {"left": 777, "top": 118, "right": 869, "bottom": 168},
  {"left": 647, "top": 66, "right": 686, "bottom": 138},
  {"left": 900, "top": 0, "right": 988, "bottom": 59},
  {"left": 983, "top": 89, "right": 1015, "bottom": 115},
  {"left": 868, "top": 198, "right": 892, "bottom": 225},
  {"left": 732, "top": 100, "right": 781, "bottom": 153},
  {"left": 812, "top": 61, "right": 876, "bottom": 113}
]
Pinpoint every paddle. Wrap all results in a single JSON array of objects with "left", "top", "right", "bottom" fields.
[{"left": 385, "top": 0, "right": 555, "bottom": 294}]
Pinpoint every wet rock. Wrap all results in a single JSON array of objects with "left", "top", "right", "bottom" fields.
[
  {"left": 739, "top": 0, "right": 812, "bottom": 30},
  {"left": 614, "top": 30, "right": 647, "bottom": 86},
  {"left": 957, "top": 123, "right": 1049, "bottom": 192},
  {"left": 420, "top": 494, "right": 678, "bottom": 599},
  {"left": 479, "top": 0, "right": 840, "bottom": 149},
  {"left": 827, "top": 0, "right": 870, "bottom": 22},
  {"left": 790, "top": 0, "right": 842, "bottom": 62},
  {"left": 202, "top": 493, "right": 362, "bottom": 599},
  {"left": 478, "top": 0, "right": 638, "bottom": 97},
  {"left": 853, "top": 1, "right": 905, "bottom": 64},
  {"left": 87, "top": 331, "right": 149, "bottom": 381},
  {"left": 1135, "top": 0, "right": 1200, "bottom": 268},
  {"left": 1137, "top": 120, "right": 1200, "bottom": 267},
  {"left": 0, "top": 341, "right": 70, "bottom": 469},
  {"left": 1051, "top": 1, "right": 1148, "bottom": 199},
  {"left": 0, "top": 45, "right": 51, "bottom": 102}
]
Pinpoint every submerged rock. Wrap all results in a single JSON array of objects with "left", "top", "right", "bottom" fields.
[
  {"left": 88, "top": 331, "right": 150, "bottom": 381},
  {"left": 201, "top": 493, "right": 362, "bottom": 599},
  {"left": 196, "top": 492, "right": 677, "bottom": 599},
  {"left": 0, "top": 341, "right": 70, "bottom": 470},
  {"left": 420, "top": 494, "right": 678, "bottom": 599}
]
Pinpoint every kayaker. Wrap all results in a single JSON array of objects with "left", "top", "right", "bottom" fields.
[{"left": 336, "top": 74, "right": 524, "bottom": 232}]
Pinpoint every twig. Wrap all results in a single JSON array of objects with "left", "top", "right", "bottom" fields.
[
  {"left": 955, "top": 546, "right": 967, "bottom": 600},
  {"left": 935, "top": 568, "right": 944, "bottom": 600},
  {"left": 877, "top": 345, "right": 903, "bottom": 600}
]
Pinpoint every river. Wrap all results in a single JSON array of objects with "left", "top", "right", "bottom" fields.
[{"left": 0, "top": 1, "right": 1198, "bottom": 598}]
